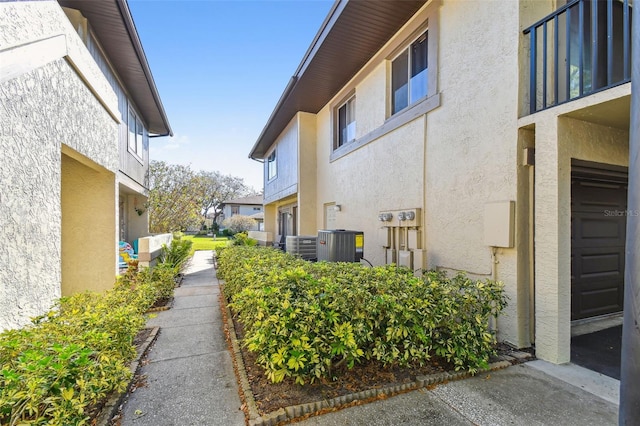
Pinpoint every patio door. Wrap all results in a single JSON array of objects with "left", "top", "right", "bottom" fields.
[{"left": 277, "top": 204, "right": 297, "bottom": 249}]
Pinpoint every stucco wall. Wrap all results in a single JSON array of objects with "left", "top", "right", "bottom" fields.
[
  {"left": 308, "top": 0, "right": 527, "bottom": 345},
  {"left": 297, "top": 112, "right": 318, "bottom": 236},
  {"left": 0, "top": 1, "right": 120, "bottom": 330},
  {"left": 316, "top": 104, "right": 425, "bottom": 266},
  {"left": 61, "top": 154, "right": 117, "bottom": 296},
  {"left": 422, "top": 0, "right": 523, "bottom": 345},
  {"left": 125, "top": 193, "right": 149, "bottom": 243},
  {"left": 533, "top": 111, "right": 629, "bottom": 363}
]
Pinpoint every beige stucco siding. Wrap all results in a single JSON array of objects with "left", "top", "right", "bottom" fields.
[
  {"left": 259, "top": 0, "right": 631, "bottom": 361},
  {"left": 61, "top": 154, "right": 117, "bottom": 296},
  {"left": 316, "top": 104, "right": 425, "bottom": 266},
  {"left": 533, "top": 112, "right": 629, "bottom": 363},
  {"left": 297, "top": 112, "right": 318, "bottom": 236},
  {"left": 310, "top": 0, "right": 530, "bottom": 346},
  {"left": 0, "top": 2, "right": 120, "bottom": 330},
  {"left": 354, "top": 63, "right": 387, "bottom": 137}
]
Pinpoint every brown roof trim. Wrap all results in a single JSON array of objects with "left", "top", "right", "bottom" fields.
[
  {"left": 58, "top": 0, "right": 173, "bottom": 136},
  {"left": 248, "top": 0, "right": 426, "bottom": 159}
]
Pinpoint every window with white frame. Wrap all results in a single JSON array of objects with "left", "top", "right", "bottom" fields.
[
  {"left": 267, "top": 150, "right": 277, "bottom": 180},
  {"left": 392, "top": 31, "right": 428, "bottom": 115},
  {"left": 128, "top": 108, "right": 144, "bottom": 159},
  {"left": 336, "top": 95, "right": 356, "bottom": 148}
]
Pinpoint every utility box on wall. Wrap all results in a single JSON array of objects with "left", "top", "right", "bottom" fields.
[
  {"left": 317, "top": 230, "right": 364, "bottom": 262},
  {"left": 483, "top": 201, "right": 515, "bottom": 248}
]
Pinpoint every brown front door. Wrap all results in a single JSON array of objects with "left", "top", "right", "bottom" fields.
[{"left": 571, "top": 164, "right": 628, "bottom": 320}]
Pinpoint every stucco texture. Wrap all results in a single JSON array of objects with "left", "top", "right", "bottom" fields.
[
  {"left": 533, "top": 112, "right": 629, "bottom": 363},
  {"left": 0, "top": 2, "right": 120, "bottom": 330},
  {"left": 259, "top": 0, "right": 631, "bottom": 361}
]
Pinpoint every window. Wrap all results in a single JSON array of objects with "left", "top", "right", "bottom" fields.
[
  {"left": 253, "top": 207, "right": 261, "bottom": 211},
  {"left": 231, "top": 206, "right": 239, "bottom": 215},
  {"left": 392, "top": 31, "right": 428, "bottom": 114},
  {"left": 128, "top": 108, "right": 144, "bottom": 159},
  {"left": 337, "top": 95, "right": 356, "bottom": 148},
  {"left": 267, "top": 150, "right": 277, "bottom": 180}
]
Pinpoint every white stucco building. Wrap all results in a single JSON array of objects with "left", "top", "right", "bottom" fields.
[
  {"left": 0, "top": 0, "right": 172, "bottom": 330},
  {"left": 221, "top": 195, "right": 264, "bottom": 231}
]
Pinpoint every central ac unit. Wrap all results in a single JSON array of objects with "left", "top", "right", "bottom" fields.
[
  {"left": 317, "top": 229, "right": 364, "bottom": 262},
  {"left": 286, "top": 236, "right": 317, "bottom": 260}
]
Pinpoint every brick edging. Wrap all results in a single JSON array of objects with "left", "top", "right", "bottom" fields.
[
  {"left": 223, "top": 298, "right": 261, "bottom": 423},
  {"left": 146, "top": 297, "right": 174, "bottom": 313},
  {"left": 220, "top": 282, "right": 532, "bottom": 426},
  {"left": 95, "top": 326, "right": 160, "bottom": 426}
]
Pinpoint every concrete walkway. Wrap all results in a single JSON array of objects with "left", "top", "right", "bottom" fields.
[
  {"left": 120, "top": 250, "right": 244, "bottom": 426},
  {"left": 296, "top": 362, "right": 618, "bottom": 426},
  {"left": 119, "top": 250, "right": 619, "bottom": 426}
]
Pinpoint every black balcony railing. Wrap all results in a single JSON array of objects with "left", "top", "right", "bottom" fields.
[{"left": 524, "top": 0, "right": 632, "bottom": 114}]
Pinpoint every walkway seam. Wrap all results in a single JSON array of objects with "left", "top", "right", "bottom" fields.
[{"left": 149, "top": 349, "right": 231, "bottom": 364}]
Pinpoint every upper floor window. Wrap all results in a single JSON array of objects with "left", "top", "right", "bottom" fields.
[
  {"left": 267, "top": 150, "right": 277, "bottom": 180},
  {"left": 128, "top": 109, "right": 144, "bottom": 159},
  {"left": 231, "top": 206, "right": 239, "bottom": 215},
  {"left": 337, "top": 95, "right": 356, "bottom": 148},
  {"left": 392, "top": 31, "right": 428, "bottom": 115}
]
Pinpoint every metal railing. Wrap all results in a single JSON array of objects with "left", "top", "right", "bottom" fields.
[{"left": 524, "top": 0, "right": 632, "bottom": 114}]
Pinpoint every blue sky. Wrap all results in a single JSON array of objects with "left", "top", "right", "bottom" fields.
[{"left": 128, "top": 0, "right": 334, "bottom": 191}]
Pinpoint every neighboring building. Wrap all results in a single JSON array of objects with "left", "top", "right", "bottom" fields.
[
  {"left": 0, "top": 0, "right": 171, "bottom": 330},
  {"left": 249, "top": 0, "right": 632, "bottom": 365},
  {"left": 221, "top": 195, "right": 264, "bottom": 231}
]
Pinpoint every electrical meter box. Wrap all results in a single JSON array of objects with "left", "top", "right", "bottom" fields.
[{"left": 317, "top": 229, "right": 364, "bottom": 262}]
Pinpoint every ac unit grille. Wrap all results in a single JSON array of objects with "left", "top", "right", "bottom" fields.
[
  {"left": 317, "top": 230, "right": 364, "bottom": 263},
  {"left": 285, "top": 236, "right": 317, "bottom": 260}
]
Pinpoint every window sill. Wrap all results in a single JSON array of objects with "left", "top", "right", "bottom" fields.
[{"left": 330, "top": 92, "right": 440, "bottom": 162}]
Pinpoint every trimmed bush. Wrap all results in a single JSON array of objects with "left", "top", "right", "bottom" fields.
[
  {"left": 231, "top": 232, "right": 257, "bottom": 246},
  {"left": 218, "top": 246, "right": 507, "bottom": 385},
  {"left": 0, "top": 267, "right": 174, "bottom": 425},
  {"left": 160, "top": 237, "right": 193, "bottom": 273}
]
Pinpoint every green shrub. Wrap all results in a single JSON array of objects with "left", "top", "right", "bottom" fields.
[
  {"left": 159, "top": 237, "right": 193, "bottom": 273},
  {"left": 218, "top": 246, "right": 507, "bottom": 385},
  {"left": 231, "top": 232, "right": 258, "bottom": 246},
  {"left": 0, "top": 266, "right": 175, "bottom": 425}
]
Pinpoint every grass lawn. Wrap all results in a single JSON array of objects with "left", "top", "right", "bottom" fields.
[{"left": 182, "top": 234, "right": 231, "bottom": 252}]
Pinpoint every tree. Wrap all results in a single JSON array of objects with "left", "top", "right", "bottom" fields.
[
  {"left": 148, "top": 161, "right": 202, "bottom": 233},
  {"left": 222, "top": 215, "right": 257, "bottom": 234},
  {"left": 197, "top": 171, "right": 249, "bottom": 223}
]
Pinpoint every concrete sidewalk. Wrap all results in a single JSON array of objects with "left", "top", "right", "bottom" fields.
[
  {"left": 120, "top": 250, "right": 244, "bottom": 426},
  {"left": 296, "top": 362, "right": 618, "bottom": 426},
  {"left": 119, "top": 249, "right": 618, "bottom": 426}
]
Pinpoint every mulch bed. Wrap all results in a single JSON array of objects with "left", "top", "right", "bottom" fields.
[
  {"left": 147, "top": 297, "right": 173, "bottom": 312},
  {"left": 234, "top": 316, "right": 454, "bottom": 415},
  {"left": 221, "top": 291, "right": 529, "bottom": 420}
]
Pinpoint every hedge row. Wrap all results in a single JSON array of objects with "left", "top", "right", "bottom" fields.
[
  {"left": 0, "top": 266, "right": 175, "bottom": 426},
  {"left": 218, "top": 246, "right": 507, "bottom": 385}
]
